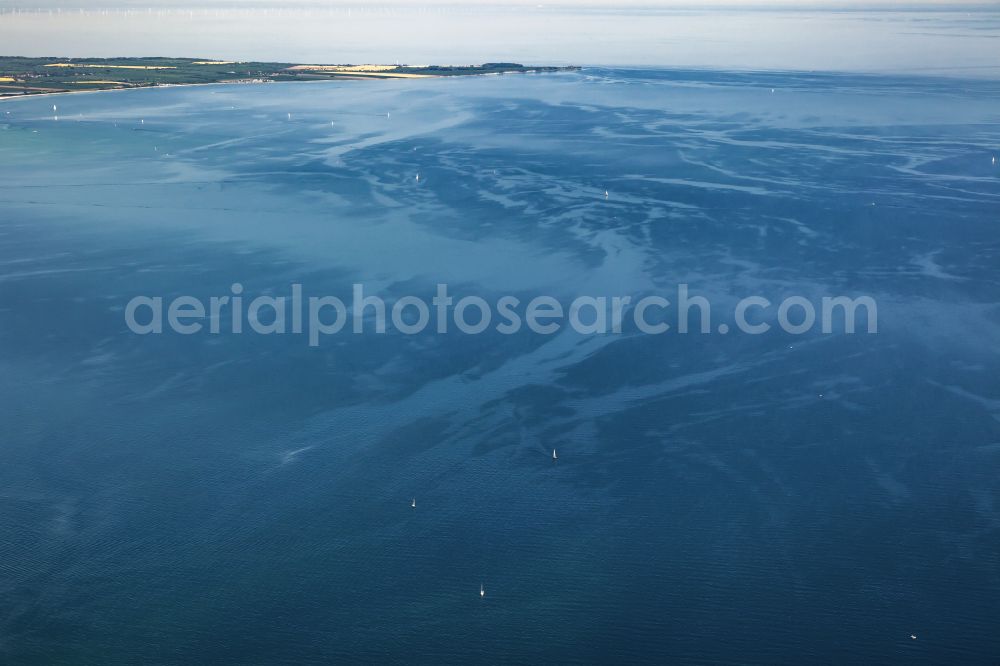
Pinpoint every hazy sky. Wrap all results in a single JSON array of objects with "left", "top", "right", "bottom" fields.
[
  {"left": 0, "top": 1, "right": 995, "bottom": 6},
  {"left": 1, "top": 2, "right": 998, "bottom": 75}
]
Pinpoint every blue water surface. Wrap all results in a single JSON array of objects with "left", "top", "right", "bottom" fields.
[{"left": 1, "top": 68, "right": 999, "bottom": 663}]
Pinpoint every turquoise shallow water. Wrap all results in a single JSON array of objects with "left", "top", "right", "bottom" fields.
[{"left": 1, "top": 69, "right": 999, "bottom": 663}]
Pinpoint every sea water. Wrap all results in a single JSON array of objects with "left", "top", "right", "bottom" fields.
[{"left": 0, "top": 67, "right": 999, "bottom": 662}]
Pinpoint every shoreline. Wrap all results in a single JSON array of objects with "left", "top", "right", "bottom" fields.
[
  {"left": 0, "top": 57, "right": 579, "bottom": 101},
  {"left": 0, "top": 80, "right": 296, "bottom": 103},
  {"left": 0, "top": 68, "right": 580, "bottom": 103},
  {"left": 0, "top": 81, "right": 225, "bottom": 102}
]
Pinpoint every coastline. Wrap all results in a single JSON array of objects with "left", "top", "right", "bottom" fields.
[
  {"left": 0, "top": 57, "right": 579, "bottom": 101},
  {"left": 0, "top": 81, "right": 227, "bottom": 102},
  {"left": 0, "top": 80, "right": 298, "bottom": 103},
  {"left": 0, "top": 71, "right": 566, "bottom": 103}
]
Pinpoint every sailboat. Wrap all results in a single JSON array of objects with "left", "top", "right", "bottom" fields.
[
  {"left": 480, "top": 584, "right": 485, "bottom": 598},
  {"left": 552, "top": 448, "right": 558, "bottom": 461}
]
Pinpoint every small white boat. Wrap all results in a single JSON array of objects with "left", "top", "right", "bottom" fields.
[
  {"left": 411, "top": 498, "right": 416, "bottom": 508},
  {"left": 480, "top": 584, "right": 485, "bottom": 598},
  {"left": 552, "top": 449, "right": 558, "bottom": 461},
  {"left": 604, "top": 190, "right": 609, "bottom": 199},
  {"left": 415, "top": 173, "right": 420, "bottom": 182}
]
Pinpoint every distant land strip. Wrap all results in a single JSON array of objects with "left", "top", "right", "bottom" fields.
[{"left": 0, "top": 57, "right": 579, "bottom": 97}]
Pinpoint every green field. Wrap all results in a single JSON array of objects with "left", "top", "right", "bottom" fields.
[{"left": 0, "top": 57, "right": 577, "bottom": 96}]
